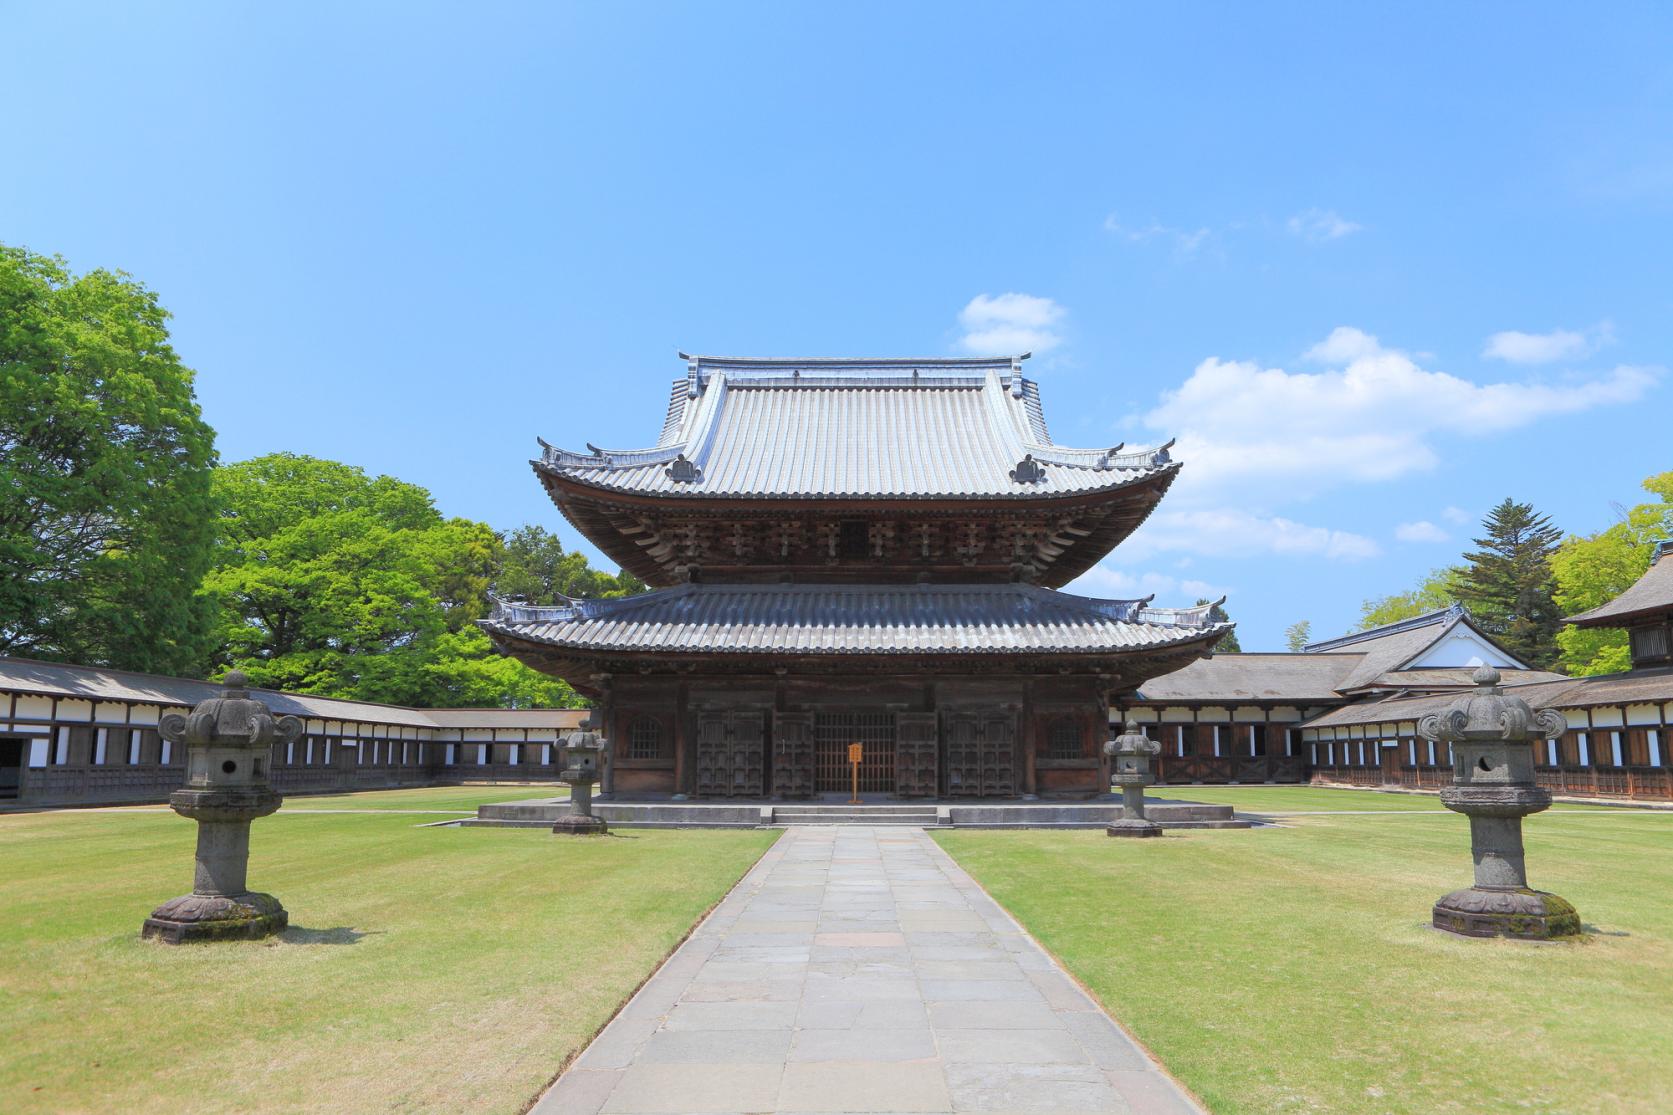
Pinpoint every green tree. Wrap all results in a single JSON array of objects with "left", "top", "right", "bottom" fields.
[
  {"left": 493, "top": 524, "right": 645, "bottom": 602},
  {"left": 205, "top": 453, "right": 579, "bottom": 707},
  {"left": 1552, "top": 472, "right": 1673, "bottom": 676},
  {"left": 0, "top": 245, "right": 218, "bottom": 674},
  {"left": 1285, "top": 620, "right": 1312, "bottom": 652},
  {"left": 1198, "top": 598, "right": 1240, "bottom": 652},
  {"left": 1358, "top": 567, "right": 1463, "bottom": 631},
  {"left": 1454, "top": 498, "right": 1563, "bottom": 669}
]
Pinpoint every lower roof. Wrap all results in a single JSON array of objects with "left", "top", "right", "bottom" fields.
[
  {"left": 1296, "top": 667, "right": 1673, "bottom": 730},
  {"left": 482, "top": 583, "right": 1228, "bottom": 657},
  {"left": 0, "top": 656, "right": 583, "bottom": 730}
]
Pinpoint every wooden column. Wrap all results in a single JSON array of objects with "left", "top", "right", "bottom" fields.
[
  {"left": 673, "top": 679, "right": 690, "bottom": 797},
  {"left": 1022, "top": 680, "right": 1037, "bottom": 797}
]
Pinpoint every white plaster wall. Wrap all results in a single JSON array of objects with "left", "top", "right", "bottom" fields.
[{"left": 1408, "top": 627, "right": 1526, "bottom": 669}]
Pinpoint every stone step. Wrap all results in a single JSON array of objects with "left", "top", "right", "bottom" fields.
[{"left": 773, "top": 810, "right": 940, "bottom": 826}]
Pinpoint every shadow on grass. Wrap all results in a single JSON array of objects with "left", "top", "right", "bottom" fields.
[{"left": 281, "top": 926, "right": 374, "bottom": 945}]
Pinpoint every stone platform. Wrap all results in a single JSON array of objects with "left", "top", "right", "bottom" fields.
[{"left": 460, "top": 794, "right": 1249, "bottom": 830}]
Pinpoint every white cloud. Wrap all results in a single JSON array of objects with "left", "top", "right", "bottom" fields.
[
  {"left": 1395, "top": 520, "right": 1450, "bottom": 543},
  {"left": 1145, "top": 327, "right": 1658, "bottom": 501},
  {"left": 1441, "top": 506, "right": 1472, "bottom": 525},
  {"left": 957, "top": 292, "right": 1065, "bottom": 355},
  {"left": 1302, "top": 325, "right": 1383, "bottom": 364},
  {"left": 1102, "top": 214, "right": 1211, "bottom": 254},
  {"left": 1067, "top": 565, "right": 1224, "bottom": 604},
  {"left": 1482, "top": 321, "right": 1613, "bottom": 364},
  {"left": 1114, "top": 508, "right": 1380, "bottom": 564},
  {"left": 1287, "top": 208, "right": 1362, "bottom": 242}
]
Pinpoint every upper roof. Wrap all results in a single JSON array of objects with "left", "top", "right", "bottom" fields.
[
  {"left": 1566, "top": 541, "right": 1673, "bottom": 627},
  {"left": 0, "top": 656, "right": 584, "bottom": 730},
  {"left": 1302, "top": 604, "right": 1530, "bottom": 692},
  {"left": 482, "top": 583, "right": 1228, "bottom": 657},
  {"left": 535, "top": 354, "right": 1178, "bottom": 501}
]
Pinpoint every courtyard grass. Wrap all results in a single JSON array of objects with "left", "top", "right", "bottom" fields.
[
  {"left": 279, "top": 784, "right": 567, "bottom": 812},
  {"left": 936, "top": 788, "right": 1673, "bottom": 1115},
  {"left": 0, "top": 806, "right": 777, "bottom": 1114},
  {"left": 1161, "top": 784, "right": 1614, "bottom": 814}
]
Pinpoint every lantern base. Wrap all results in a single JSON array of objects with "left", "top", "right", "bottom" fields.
[
  {"left": 142, "top": 891, "right": 288, "bottom": 944},
  {"left": 1105, "top": 818, "right": 1163, "bottom": 838},
  {"left": 1432, "top": 886, "right": 1580, "bottom": 941},
  {"left": 552, "top": 813, "right": 609, "bottom": 836}
]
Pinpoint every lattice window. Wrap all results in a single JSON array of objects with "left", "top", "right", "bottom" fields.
[
  {"left": 629, "top": 716, "right": 663, "bottom": 761},
  {"left": 1046, "top": 717, "right": 1081, "bottom": 759}
]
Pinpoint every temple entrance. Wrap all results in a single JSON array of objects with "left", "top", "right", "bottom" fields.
[
  {"left": 0, "top": 738, "right": 23, "bottom": 799},
  {"left": 814, "top": 712, "right": 896, "bottom": 793}
]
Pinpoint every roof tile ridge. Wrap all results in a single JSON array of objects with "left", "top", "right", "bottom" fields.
[
  {"left": 679, "top": 368, "right": 729, "bottom": 472},
  {"left": 980, "top": 368, "right": 1033, "bottom": 466}
]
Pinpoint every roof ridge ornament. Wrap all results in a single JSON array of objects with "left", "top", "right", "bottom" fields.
[
  {"left": 665, "top": 454, "right": 702, "bottom": 483},
  {"left": 1009, "top": 454, "right": 1045, "bottom": 484}
]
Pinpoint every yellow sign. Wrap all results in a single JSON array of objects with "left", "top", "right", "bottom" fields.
[{"left": 848, "top": 743, "right": 863, "bottom": 764}]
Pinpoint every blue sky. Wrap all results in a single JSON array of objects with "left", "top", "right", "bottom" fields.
[{"left": 7, "top": 3, "right": 1671, "bottom": 649}]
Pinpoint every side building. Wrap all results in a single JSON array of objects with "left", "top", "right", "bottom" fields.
[
  {"left": 1117, "top": 545, "right": 1673, "bottom": 801},
  {"left": 0, "top": 656, "right": 584, "bottom": 807}
]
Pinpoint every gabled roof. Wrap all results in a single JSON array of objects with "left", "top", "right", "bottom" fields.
[
  {"left": 1566, "top": 541, "right": 1673, "bottom": 628},
  {"left": 535, "top": 354, "right": 1178, "bottom": 501},
  {"left": 1302, "top": 604, "right": 1530, "bottom": 692},
  {"left": 482, "top": 583, "right": 1228, "bottom": 657}
]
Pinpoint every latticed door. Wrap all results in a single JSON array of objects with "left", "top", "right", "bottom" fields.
[
  {"left": 814, "top": 712, "right": 896, "bottom": 793},
  {"left": 895, "top": 712, "right": 939, "bottom": 797},
  {"left": 694, "top": 710, "right": 766, "bottom": 798},
  {"left": 772, "top": 712, "right": 815, "bottom": 798},
  {"left": 942, "top": 711, "right": 1017, "bottom": 797}
]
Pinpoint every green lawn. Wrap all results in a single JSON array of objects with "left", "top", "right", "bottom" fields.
[
  {"left": 1161, "top": 784, "right": 1612, "bottom": 813},
  {"left": 280, "top": 784, "right": 567, "bottom": 812},
  {"left": 0, "top": 806, "right": 776, "bottom": 1114},
  {"left": 937, "top": 788, "right": 1673, "bottom": 1115}
]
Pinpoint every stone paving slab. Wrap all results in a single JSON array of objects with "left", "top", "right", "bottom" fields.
[{"left": 532, "top": 826, "right": 1204, "bottom": 1115}]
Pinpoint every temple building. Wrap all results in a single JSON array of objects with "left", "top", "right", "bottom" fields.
[{"left": 482, "top": 354, "right": 1229, "bottom": 800}]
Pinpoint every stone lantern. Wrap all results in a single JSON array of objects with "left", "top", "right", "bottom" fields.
[
  {"left": 553, "top": 716, "right": 609, "bottom": 835},
  {"left": 1104, "top": 720, "right": 1164, "bottom": 838},
  {"left": 142, "top": 671, "right": 302, "bottom": 943},
  {"left": 1417, "top": 666, "right": 1580, "bottom": 940}
]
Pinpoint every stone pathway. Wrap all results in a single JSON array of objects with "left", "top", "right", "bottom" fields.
[{"left": 534, "top": 826, "right": 1202, "bottom": 1115}]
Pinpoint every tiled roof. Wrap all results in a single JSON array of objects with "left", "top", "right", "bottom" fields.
[
  {"left": 482, "top": 584, "right": 1228, "bottom": 656},
  {"left": 1123, "top": 653, "right": 1366, "bottom": 703},
  {"left": 1297, "top": 669, "right": 1673, "bottom": 730},
  {"left": 0, "top": 656, "right": 582, "bottom": 729},
  {"left": 1567, "top": 543, "right": 1673, "bottom": 627},
  {"left": 537, "top": 355, "right": 1176, "bottom": 500}
]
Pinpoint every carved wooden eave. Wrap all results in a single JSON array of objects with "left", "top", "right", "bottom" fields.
[{"left": 533, "top": 462, "right": 1179, "bottom": 589}]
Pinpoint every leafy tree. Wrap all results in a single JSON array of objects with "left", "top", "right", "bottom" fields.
[
  {"left": 1358, "top": 567, "right": 1463, "bottom": 631},
  {"left": 205, "top": 453, "right": 580, "bottom": 707},
  {"left": 1198, "top": 598, "right": 1240, "bottom": 652},
  {"left": 1285, "top": 620, "right": 1312, "bottom": 652},
  {"left": 0, "top": 245, "right": 218, "bottom": 674},
  {"left": 1553, "top": 472, "right": 1673, "bottom": 676},
  {"left": 1454, "top": 498, "right": 1563, "bottom": 669},
  {"left": 493, "top": 524, "right": 645, "bottom": 602}
]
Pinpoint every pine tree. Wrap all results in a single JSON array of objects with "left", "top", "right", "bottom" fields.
[
  {"left": 1454, "top": 498, "right": 1563, "bottom": 669},
  {"left": 1198, "top": 598, "right": 1240, "bottom": 652}
]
